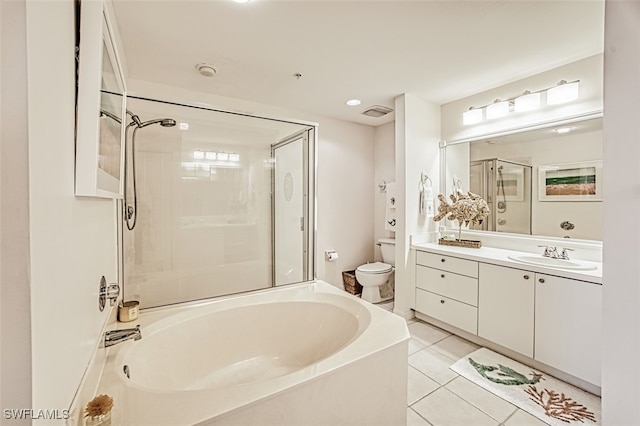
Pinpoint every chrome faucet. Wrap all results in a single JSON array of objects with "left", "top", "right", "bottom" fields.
[
  {"left": 537, "top": 245, "right": 574, "bottom": 260},
  {"left": 104, "top": 325, "right": 141, "bottom": 348},
  {"left": 559, "top": 247, "right": 574, "bottom": 260},
  {"left": 537, "top": 245, "right": 559, "bottom": 258}
]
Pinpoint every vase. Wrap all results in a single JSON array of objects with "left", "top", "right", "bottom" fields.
[{"left": 85, "top": 411, "right": 111, "bottom": 426}]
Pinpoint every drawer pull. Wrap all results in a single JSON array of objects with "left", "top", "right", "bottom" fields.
[
  {"left": 441, "top": 274, "right": 445, "bottom": 278},
  {"left": 440, "top": 299, "right": 445, "bottom": 304},
  {"left": 539, "top": 278, "right": 546, "bottom": 284},
  {"left": 523, "top": 275, "right": 530, "bottom": 280},
  {"left": 441, "top": 258, "right": 446, "bottom": 262}
]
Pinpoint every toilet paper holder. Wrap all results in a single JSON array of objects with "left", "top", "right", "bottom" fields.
[{"left": 325, "top": 250, "right": 339, "bottom": 261}]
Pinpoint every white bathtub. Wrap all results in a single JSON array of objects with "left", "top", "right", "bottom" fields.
[{"left": 96, "top": 281, "right": 409, "bottom": 425}]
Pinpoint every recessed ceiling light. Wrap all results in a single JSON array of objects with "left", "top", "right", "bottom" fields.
[
  {"left": 195, "top": 63, "right": 217, "bottom": 77},
  {"left": 554, "top": 127, "right": 573, "bottom": 134},
  {"left": 233, "top": 0, "right": 250, "bottom": 3},
  {"left": 346, "top": 99, "right": 361, "bottom": 106}
]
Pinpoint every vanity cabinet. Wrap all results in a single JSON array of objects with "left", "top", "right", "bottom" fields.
[
  {"left": 415, "top": 252, "right": 479, "bottom": 335},
  {"left": 478, "top": 263, "right": 535, "bottom": 357},
  {"left": 413, "top": 247, "right": 602, "bottom": 387},
  {"left": 534, "top": 274, "right": 602, "bottom": 386}
]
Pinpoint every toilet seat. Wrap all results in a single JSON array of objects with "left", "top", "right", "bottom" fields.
[{"left": 356, "top": 262, "right": 393, "bottom": 274}]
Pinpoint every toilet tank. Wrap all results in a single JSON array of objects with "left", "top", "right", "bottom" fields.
[{"left": 378, "top": 238, "right": 396, "bottom": 266}]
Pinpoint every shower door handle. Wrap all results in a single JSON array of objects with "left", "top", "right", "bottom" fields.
[{"left": 300, "top": 217, "right": 304, "bottom": 231}]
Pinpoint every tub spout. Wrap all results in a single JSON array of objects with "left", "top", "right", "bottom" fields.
[{"left": 104, "top": 325, "right": 142, "bottom": 348}]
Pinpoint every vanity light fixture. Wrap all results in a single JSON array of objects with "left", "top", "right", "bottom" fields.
[
  {"left": 229, "top": 153, "right": 240, "bottom": 162},
  {"left": 486, "top": 99, "right": 510, "bottom": 120},
  {"left": 205, "top": 152, "right": 216, "bottom": 160},
  {"left": 193, "top": 150, "right": 205, "bottom": 160},
  {"left": 546, "top": 80, "right": 580, "bottom": 105},
  {"left": 463, "top": 107, "right": 483, "bottom": 125},
  {"left": 217, "top": 153, "right": 229, "bottom": 161},
  {"left": 462, "top": 79, "right": 581, "bottom": 125},
  {"left": 514, "top": 91, "right": 541, "bottom": 112},
  {"left": 346, "top": 99, "right": 362, "bottom": 106}
]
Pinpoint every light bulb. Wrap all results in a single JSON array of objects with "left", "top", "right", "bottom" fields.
[{"left": 547, "top": 80, "right": 579, "bottom": 105}]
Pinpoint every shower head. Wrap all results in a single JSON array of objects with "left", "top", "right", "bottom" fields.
[{"left": 137, "top": 118, "right": 177, "bottom": 128}]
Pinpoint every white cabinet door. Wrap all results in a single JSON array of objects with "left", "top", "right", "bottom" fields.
[
  {"left": 478, "top": 263, "right": 535, "bottom": 357},
  {"left": 534, "top": 274, "right": 602, "bottom": 386}
]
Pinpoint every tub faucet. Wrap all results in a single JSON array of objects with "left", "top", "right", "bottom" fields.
[{"left": 104, "top": 325, "right": 142, "bottom": 348}]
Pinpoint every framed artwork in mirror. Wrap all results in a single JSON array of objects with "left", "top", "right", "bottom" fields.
[
  {"left": 538, "top": 161, "right": 602, "bottom": 202},
  {"left": 75, "top": 0, "right": 126, "bottom": 198}
]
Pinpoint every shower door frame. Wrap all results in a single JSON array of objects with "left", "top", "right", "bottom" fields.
[{"left": 271, "top": 127, "right": 316, "bottom": 287}]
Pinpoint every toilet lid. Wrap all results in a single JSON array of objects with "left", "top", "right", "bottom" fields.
[{"left": 357, "top": 262, "right": 393, "bottom": 274}]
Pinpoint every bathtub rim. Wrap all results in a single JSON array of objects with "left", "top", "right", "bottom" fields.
[{"left": 99, "top": 280, "right": 410, "bottom": 425}]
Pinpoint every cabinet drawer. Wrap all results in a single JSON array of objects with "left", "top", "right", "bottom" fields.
[
  {"left": 416, "top": 265, "right": 478, "bottom": 306},
  {"left": 415, "top": 289, "right": 478, "bottom": 335},
  {"left": 416, "top": 251, "right": 478, "bottom": 278}
]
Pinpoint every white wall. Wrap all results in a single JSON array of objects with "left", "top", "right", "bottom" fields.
[
  {"left": 1, "top": 0, "right": 32, "bottom": 420},
  {"left": 374, "top": 121, "right": 396, "bottom": 260},
  {"left": 395, "top": 94, "right": 441, "bottom": 317},
  {"left": 442, "top": 54, "right": 603, "bottom": 143},
  {"left": 126, "top": 79, "right": 376, "bottom": 290},
  {"left": 25, "top": 0, "right": 118, "bottom": 414},
  {"left": 602, "top": 0, "right": 640, "bottom": 423}
]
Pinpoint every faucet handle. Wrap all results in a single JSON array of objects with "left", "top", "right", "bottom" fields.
[
  {"left": 559, "top": 247, "right": 574, "bottom": 259},
  {"left": 537, "top": 245, "right": 557, "bottom": 257}
]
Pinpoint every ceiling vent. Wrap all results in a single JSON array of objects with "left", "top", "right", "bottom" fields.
[{"left": 361, "top": 105, "right": 393, "bottom": 118}]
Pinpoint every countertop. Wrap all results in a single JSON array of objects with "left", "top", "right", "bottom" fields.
[{"left": 412, "top": 242, "right": 602, "bottom": 284}]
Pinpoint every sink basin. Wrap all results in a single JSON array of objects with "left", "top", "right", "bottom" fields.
[{"left": 507, "top": 255, "right": 597, "bottom": 271}]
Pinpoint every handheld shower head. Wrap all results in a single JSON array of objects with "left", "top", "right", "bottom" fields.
[{"left": 137, "top": 118, "right": 177, "bottom": 128}]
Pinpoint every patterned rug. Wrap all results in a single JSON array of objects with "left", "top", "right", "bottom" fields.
[{"left": 451, "top": 348, "right": 601, "bottom": 425}]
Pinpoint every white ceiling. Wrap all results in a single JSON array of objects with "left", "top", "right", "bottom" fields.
[{"left": 111, "top": 0, "right": 604, "bottom": 127}]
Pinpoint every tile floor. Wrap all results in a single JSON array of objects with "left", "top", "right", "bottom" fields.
[{"left": 376, "top": 301, "right": 550, "bottom": 426}]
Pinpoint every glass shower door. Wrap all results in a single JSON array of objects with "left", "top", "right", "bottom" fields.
[{"left": 273, "top": 131, "right": 309, "bottom": 286}]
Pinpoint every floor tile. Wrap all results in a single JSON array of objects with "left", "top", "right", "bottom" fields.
[
  {"left": 407, "top": 366, "right": 440, "bottom": 405},
  {"left": 444, "top": 376, "right": 517, "bottom": 423},
  {"left": 503, "top": 409, "right": 548, "bottom": 426},
  {"left": 408, "top": 338, "right": 427, "bottom": 355},
  {"left": 408, "top": 348, "right": 458, "bottom": 385},
  {"left": 411, "top": 387, "right": 499, "bottom": 426},
  {"left": 430, "top": 334, "right": 480, "bottom": 362},
  {"left": 407, "top": 407, "right": 433, "bottom": 426},
  {"left": 407, "top": 321, "right": 451, "bottom": 346}
]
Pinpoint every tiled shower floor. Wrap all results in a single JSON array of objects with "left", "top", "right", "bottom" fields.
[{"left": 377, "top": 302, "right": 550, "bottom": 426}]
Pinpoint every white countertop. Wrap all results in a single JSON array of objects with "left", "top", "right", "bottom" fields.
[{"left": 412, "top": 242, "right": 602, "bottom": 284}]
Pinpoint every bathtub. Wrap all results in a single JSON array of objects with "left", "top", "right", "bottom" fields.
[{"left": 96, "top": 281, "right": 409, "bottom": 425}]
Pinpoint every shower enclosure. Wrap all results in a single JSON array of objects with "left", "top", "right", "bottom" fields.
[
  {"left": 119, "top": 96, "right": 316, "bottom": 308},
  {"left": 469, "top": 158, "right": 532, "bottom": 234}
]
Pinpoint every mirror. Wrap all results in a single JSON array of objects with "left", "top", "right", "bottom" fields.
[
  {"left": 444, "top": 116, "right": 602, "bottom": 241},
  {"left": 75, "top": 1, "right": 126, "bottom": 198}
]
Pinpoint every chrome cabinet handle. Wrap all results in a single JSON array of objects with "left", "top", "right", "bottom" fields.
[
  {"left": 441, "top": 274, "right": 445, "bottom": 278},
  {"left": 538, "top": 278, "right": 546, "bottom": 284},
  {"left": 440, "top": 299, "right": 445, "bottom": 304},
  {"left": 441, "top": 258, "right": 446, "bottom": 262},
  {"left": 523, "top": 275, "right": 530, "bottom": 280}
]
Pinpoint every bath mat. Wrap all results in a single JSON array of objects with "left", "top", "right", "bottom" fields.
[{"left": 450, "top": 348, "right": 601, "bottom": 425}]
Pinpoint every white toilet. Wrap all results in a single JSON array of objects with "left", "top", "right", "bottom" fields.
[{"left": 355, "top": 238, "right": 395, "bottom": 303}]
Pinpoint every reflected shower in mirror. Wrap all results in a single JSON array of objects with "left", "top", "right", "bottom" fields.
[{"left": 444, "top": 116, "right": 602, "bottom": 241}]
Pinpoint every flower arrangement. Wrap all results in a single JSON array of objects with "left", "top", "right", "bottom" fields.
[
  {"left": 433, "top": 190, "right": 491, "bottom": 243},
  {"left": 84, "top": 394, "right": 113, "bottom": 425}
]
